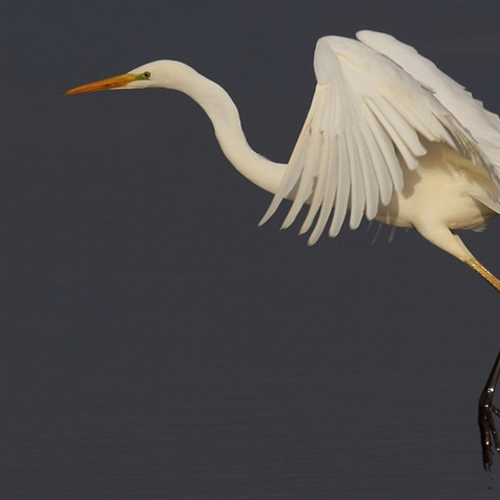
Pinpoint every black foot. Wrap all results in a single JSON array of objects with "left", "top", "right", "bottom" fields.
[
  {"left": 479, "top": 389, "right": 500, "bottom": 470},
  {"left": 479, "top": 350, "right": 500, "bottom": 470}
]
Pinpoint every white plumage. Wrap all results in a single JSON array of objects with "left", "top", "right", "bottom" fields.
[
  {"left": 66, "top": 30, "right": 500, "bottom": 468},
  {"left": 261, "top": 32, "right": 497, "bottom": 249}
]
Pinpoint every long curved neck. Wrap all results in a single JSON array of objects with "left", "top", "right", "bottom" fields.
[{"left": 169, "top": 64, "right": 286, "bottom": 194}]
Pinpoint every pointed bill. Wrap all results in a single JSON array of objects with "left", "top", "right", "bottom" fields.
[{"left": 65, "top": 73, "right": 137, "bottom": 95}]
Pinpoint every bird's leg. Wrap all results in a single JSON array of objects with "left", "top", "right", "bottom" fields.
[
  {"left": 466, "top": 258, "right": 500, "bottom": 294},
  {"left": 478, "top": 350, "right": 500, "bottom": 470},
  {"left": 466, "top": 257, "right": 500, "bottom": 469},
  {"left": 414, "top": 230, "right": 500, "bottom": 467}
]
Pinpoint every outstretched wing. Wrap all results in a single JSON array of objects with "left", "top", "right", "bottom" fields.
[
  {"left": 260, "top": 34, "right": 490, "bottom": 245},
  {"left": 357, "top": 30, "right": 500, "bottom": 184}
]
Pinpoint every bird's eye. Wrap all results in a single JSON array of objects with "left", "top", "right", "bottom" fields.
[{"left": 144, "top": 71, "right": 151, "bottom": 79}]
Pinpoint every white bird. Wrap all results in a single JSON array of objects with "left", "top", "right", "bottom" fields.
[{"left": 66, "top": 30, "right": 500, "bottom": 468}]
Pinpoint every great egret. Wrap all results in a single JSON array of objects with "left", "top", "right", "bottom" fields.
[{"left": 66, "top": 30, "right": 500, "bottom": 468}]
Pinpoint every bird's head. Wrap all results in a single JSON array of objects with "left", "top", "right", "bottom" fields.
[{"left": 65, "top": 60, "right": 190, "bottom": 95}]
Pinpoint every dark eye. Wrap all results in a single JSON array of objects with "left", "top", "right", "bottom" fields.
[{"left": 144, "top": 71, "right": 151, "bottom": 78}]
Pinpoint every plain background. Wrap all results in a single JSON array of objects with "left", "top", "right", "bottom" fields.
[{"left": 4, "top": 1, "right": 500, "bottom": 498}]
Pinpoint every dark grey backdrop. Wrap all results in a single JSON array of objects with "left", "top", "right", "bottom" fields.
[{"left": 3, "top": 1, "right": 500, "bottom": 498}]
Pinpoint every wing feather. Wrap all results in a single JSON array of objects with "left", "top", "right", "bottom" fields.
[
  {"left": 354, "top": 121, "right": 379, "bottom": 221},
  {"left": 260, "top": 34, "right": 492, "bottom": 244},
  {"left": 357, "top": 30, "right": 500, "bottom": 183},
  {"left": 308, "top": 135, "right": 336, "bottom": 244},
  {"left": 347, "top": 123, "right": 365, "bottom": 230},
  {"left": 329, "top": 131, "right": 350, "bottom": 238}
]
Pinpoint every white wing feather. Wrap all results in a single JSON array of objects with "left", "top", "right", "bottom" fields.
[
  {"left": 357, "top": 30, "right": 500, "bottom": 184},
  {"left": 260, "top": 34, "right": 491, "bottom": 244}
]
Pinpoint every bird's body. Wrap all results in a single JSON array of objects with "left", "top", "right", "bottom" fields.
[
  {"left": 376, "top": 144, "right": 495, "bottom": 231},
  {"left": 66, "top": 30, "right": 500, "bottom": 468},
  {"left": 374, "top": 142, "right": 500, "bottom": 260}
]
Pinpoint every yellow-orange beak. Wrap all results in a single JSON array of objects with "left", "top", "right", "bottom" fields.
[{"left": 65, "top": 73, "right": 137, "bottom": 95}]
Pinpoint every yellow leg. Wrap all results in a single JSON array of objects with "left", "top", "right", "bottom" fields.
[{"left": 466, "top": 257, "right": 500, "bottom": 294}]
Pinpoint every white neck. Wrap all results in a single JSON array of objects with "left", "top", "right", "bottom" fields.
[{"left": 168, "top": 65, "right": 286, "bottom": 195}]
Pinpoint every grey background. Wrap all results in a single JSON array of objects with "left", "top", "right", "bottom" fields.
[{"left": 3, "top": 1, "right": 500, "bottom": 498}]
